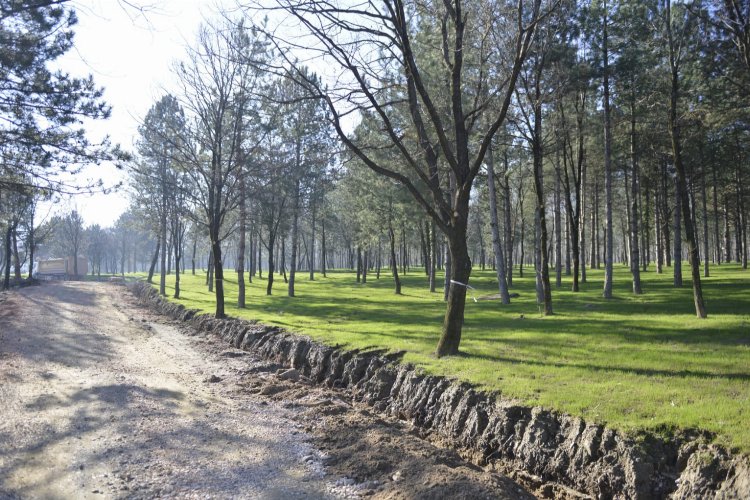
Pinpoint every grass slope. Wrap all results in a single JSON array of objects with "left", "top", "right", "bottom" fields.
[{"left": 144, "top": 264, "right": 750, "bottom": 453}]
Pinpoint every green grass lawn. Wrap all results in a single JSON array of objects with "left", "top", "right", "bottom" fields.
[{"left": 143, "top": 263, "right": 750, "bottom": 454}]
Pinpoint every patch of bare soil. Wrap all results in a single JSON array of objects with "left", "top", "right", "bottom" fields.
[{"left": 0, "top": 281, "right": 530, "bottom": 499}]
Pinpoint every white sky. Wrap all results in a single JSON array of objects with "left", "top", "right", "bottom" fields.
[{"left": 52, "top": 0, "right": 232, "bottom": 227}]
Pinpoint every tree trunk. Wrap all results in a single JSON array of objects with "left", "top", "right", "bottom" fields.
[
  {"left": 419, "top": 221, "right": 429, "bottom": 275},
  {"left": 356, "top": 246, "right": 362, "bottom": 283},
  {"left": 191, "top": 232, "right": 197, "bottom": 276},
  {"left": 701, "top": 160, "right": 710, "bottom": 276},
  {"left": 429, "top": 220, "right": 437, "bottom": 292},
  {"left": 666, "top": 9, "right": 707, "bottom": 317},
  {"left": 248, "top": 228, "right": 254, "bottom": 283},
  {"left": 662, "top": 160, "right": 672, "bottom": 268},
  {"left": 602, "top": 1, "right": 614, "bottom": 299},
  {"left": 309, "top": 202, "right": 316, "bottom": 281},
  {"left": 737, "top": 160, "right": 748, "bottom": 269},
  {"left": 629, "top": 98, "right": 642, "bottom": 294},
  {"left": 643, "top": 181, "right": 651, "bottom": 271},
  {"left": 362, "top": 249, "right": 368, "bottom": 284},
  {"left": 486, "top": 145, "right": 510, "bottom": 303},
  {"left": 592, "top": 182, "right": 599, "bottom": 269},
  {"left": 389, "top": 220, "right": 401, "bottom": 294},
  {"left": 3, "top": 225, "right": 12, "bottom": 290},
  {"left": 211, "top": 235, "right": 225, "bottom": 318},
  {"left": 435, "top": 225, "right": 471, "bottom": 358},
  {"left": 713, "top": 164, "right": 721, "bottom": 265},
  {"left": 724, "top": 196, "right": 732, "bottom": 263},
  {"left": 281, "top": 238, "right": 288, "bottom": 283},
  {"left": 207, "top": 250, "right": 214, "bottom": 292},
  {"left": 266, "top": 231, "right": 276, "bottom": 296},
  {"left": 147, "top": 241, "right": 160, "bottom": 284},
  {"left": 579, "top": 133, "right": 587, "bottom": 284},
  {"left": 237, "top": 174, "right": 247, "bottom": 307},
  {"left": 159, "top": 201, "right": 167, "bottom": 296},
  {"left": 443, "top": 236, "right": 452, "bottom": 301},
  {"left": 554, "top": 155, "right": 562, "bottom": 287},
  {"left": 257, "top": 230, "right": 263, "bottom": 279},
  {"left": 321, "top": 217, "right": 327, "bottom": 277},
  {"left": 531, "top": 99, "right": 553, "bottom": 315},
  {"left": 376, "top": 239, "right": 382, "bottom": 279},
  {"left": 289, "top": 180, "right": 300, "bottom": 297},
  {"left": 27, "top": 220, "right": 35, "bottom": 280},
  {"left": 674, "top": 174, "right": 683, "bottom": 287},
  {"left": 174, "top": 230, "right": 181, "bottom": 299},
  {"left": 503, "top": 156, "right": 514, "bottom": 287},
  {"left": 11, "top": 226, "right": 21, "bottom": 279}
]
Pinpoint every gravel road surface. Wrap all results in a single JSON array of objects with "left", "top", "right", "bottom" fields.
[{"left": 0, "top": 282, "right": 530, "bottom": 499}]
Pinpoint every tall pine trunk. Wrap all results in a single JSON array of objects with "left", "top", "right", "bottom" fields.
[
  {"left": 289, "top": 180, "right": 300, "bottom": 297},
  {"left": 389, "top": 216, "right": 401, "bottom": 294},
  {"left": 629, "top": 98, "right": 642, "bottom": 294},
  {"left": 666, "top": 0, "right": 707, "bottom": 317},
  {"left": 237, "top": 172, "right": 246, "bottom": 307},
  {"left": 486, "top": 146, "right": 510, "bottom": 303},
  {"left": 602, "top": 0, "right": 614, "bottom": 299}
]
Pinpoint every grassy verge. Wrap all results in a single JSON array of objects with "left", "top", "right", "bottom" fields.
[{"left": 139, "top": 263, "right": 750, "bottom": 454}]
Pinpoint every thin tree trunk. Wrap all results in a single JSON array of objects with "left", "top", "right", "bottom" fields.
[
  {"left": 674, "top": 174, "right": 683, "bottom": 287},
  {"left": 281, "top": 238, "right": 288, "bottom": 283},
  {"left": 554, "top": 154, "right": 562, "bottom": 287},
  {"left": 389, "top": 217, "right": 401, "bottom": 294},
  {"left": 713, "top": 163, "right": 721, "bottom": 265},
  {"left": 487, "top": 145, "right": 510, "bottom": 303},
  {"left": 257, "top": 230, "right": 263, "bottom": 279},
  {"left": 580, "top": 136, "right": 587, "bottom": 284},
  {"left": 429, "top": 220, "right": 437, "bottom": 292},
  {"left": 266, "top": 231, "right": 275, "bottom": 296},
  {"left": 147, "top": 241, "right": 160, "bottom": 284},
  {"left": 207, "top": 249, "right": 214, "bottom": 292},
  {"left": 159, "top": 210, "right": 167, "bottom": 296},
  {"left": 602, "top": 0, "right": 614, "bottom": 299},
  {"left": 11, "top": 226, "right": 21, "bottom": 279},
  {"left": 362, "top": 249, "right": 368, "bottom": 284},
  {"left": 191, "top": 232, "right": 197, "bottom": 276},
  {"left": 309, "top": 202, "right": 316, "bottom": 281},
  {"left": 724, "top": 196, "right": 732, "bottom": 263},
  {"left": 3, "top": 225, "right": 12, "bottom": 290},
  {"left": 443, "top": 236, "right": 451, "bottom": 301},
  {"left": 321, "top": 217, "right": 327, "bottom": 277},
  {"left": 701, "top": 160, "right": 710, "bottom": 277},
  {"left": 503, "top": 155, "right": 514, "bottom": 287},
  {"left": 356, "top": 246, "right": 362, "bottom": 283},
  {"left": 289, "top": 180, "right": 300, "bottom": 297},
  {"left": 419, "top": 221, "right": 429, "bottom": 275},
  {"left": 237, "top": 173, "right": 247, "bottom": 307},
  {"left": 666, "top": 0, "right": 707, "bottom": 317},
  {"left": 174, "top": 228, "right": 181, "bottom": 299},
  {"left": 376, "top": 239, "right": 382, "bottom": 279},
  {"left": 629, "top": 98, "right": 642, "bottom": 294}
]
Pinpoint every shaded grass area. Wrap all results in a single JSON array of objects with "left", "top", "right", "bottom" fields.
[{"left": 142, "top": 263, "right": 750, "bottom": 453}]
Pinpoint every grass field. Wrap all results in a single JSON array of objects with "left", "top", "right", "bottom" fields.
[{"left": 144, "top": 263, "right": 750, "bottom": 453}]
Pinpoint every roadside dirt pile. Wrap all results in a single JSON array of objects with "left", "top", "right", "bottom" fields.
[{"left": 131, "top": 282, "right": 750, "bottom": 499}]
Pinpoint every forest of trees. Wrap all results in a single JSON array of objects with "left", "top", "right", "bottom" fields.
[{"left": 1, "top": 0, "right": 749, "bottom": 357}]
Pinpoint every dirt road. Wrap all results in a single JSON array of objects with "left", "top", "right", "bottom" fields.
[{"left": 0, "top": 282, "right": 529, "bottom": 499}]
